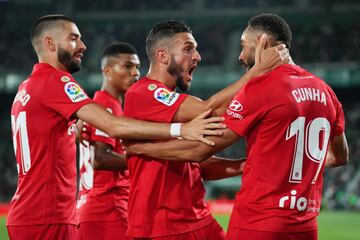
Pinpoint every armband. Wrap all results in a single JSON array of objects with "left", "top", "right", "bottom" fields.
[{"left": 170, "top": 123, "right": 182, "bottom": 138}]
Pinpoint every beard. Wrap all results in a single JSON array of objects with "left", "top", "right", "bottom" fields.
[
  {"left": 247, "top": 57, "right": 255, "bottom": 70},
  {"left": 57, "top": 47, "right": 81, "bottom": 74},
  {"left": 166, "top": 56, "right": 188, "bottom": 92},
  {"left": 245, "top": 49, "right": 256, "bottom": 71},
  {"left": 240, "top": 55, "right": 255, "bottom": 72}
]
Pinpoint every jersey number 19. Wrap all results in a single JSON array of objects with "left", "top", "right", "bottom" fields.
[{"left": 286, "top": 117, "right": 331, "bottom": 184}]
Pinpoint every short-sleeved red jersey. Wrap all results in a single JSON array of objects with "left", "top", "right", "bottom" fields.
[
  {"left": 124, "top": 77, "right": 214, "bottom": 237},
  {"left": 224, "top": 64, "right": 345, "bottom": 232},
  {"left": 77, "top": 90, "right": 129, "bottom": 223},
  {"left": 7, "top": 63, "right": 93, "bottom": 226}
]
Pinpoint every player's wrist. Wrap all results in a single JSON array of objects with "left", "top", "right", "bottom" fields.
[{"left": 170, "top": 123, "right": 182, "bottom": 138}]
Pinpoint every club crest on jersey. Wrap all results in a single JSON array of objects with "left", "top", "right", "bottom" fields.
[
  {"left": 148, "top": 84, "right": 157, "bottom": 91},
  {"left": 61, "top": 75, "right": 71, "bottom": 82},
  {"left": 64, "top": 82, "right": 88, "bottom": 102},
  {"left": 154, "top": 88, "right": 179, "bottom": 106}
]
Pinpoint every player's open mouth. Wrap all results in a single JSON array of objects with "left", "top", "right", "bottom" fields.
[{"left": 187, "top": 64, "right": 197, "bottom": 80}]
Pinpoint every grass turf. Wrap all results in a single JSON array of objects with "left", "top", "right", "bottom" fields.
[
  {"left": 0, "top": 216, "right": 7, "bottom": 240},
  {"left": 1, "top": 211, "right": 359, "bottom": 240},
  {"left": 213, "top": 210, "right": 360, "bottom": 240}
]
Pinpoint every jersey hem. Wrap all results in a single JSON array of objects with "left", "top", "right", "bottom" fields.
[{"left": 127, "top": 214, "right": 214, "bottom": 238}]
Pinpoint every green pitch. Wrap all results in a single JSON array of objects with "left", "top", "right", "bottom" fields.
[
  {"left": 0, "top": 216, "right": 7, "bottom": 240},
  {"left": 1, "top": 211, "right": 359, "bottom": 240},
  {"left": 214, "top": 211, "right": 360, "bottom": 240}
]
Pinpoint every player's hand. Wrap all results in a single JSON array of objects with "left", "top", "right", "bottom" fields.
[
  {"left": 253, "top": 33, "right": 289, "bottom": 75},
  {"left": 123, "top": 138, "right": 157, "bottom": 157},
  {"left": 123, "top": 141, "right": 143, "bottom": 156},
  {"left": 181, "top": 109, "right": 226, "bottom": 146},
  {"left": 76, "top": 120, "right": 91, "bottom": 146}
]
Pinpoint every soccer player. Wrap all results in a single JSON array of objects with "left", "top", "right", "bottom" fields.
[
  {"left": 125, "top": 14, "right": 349, "bottom": 240},
  {"left": 123, "top": 20, "right": 287, "bottom": 239},
  {"left": 7, "top": 14, "right": 226, "bottom": 240},
  {"left": 76, "top": 42, "right": 140, "bottom": 240}
]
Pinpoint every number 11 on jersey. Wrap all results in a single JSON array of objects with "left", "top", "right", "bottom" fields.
[
  {"left": 11, "top": 111, "right": 31, "bottom": 175},
  {"left": 286, "top": 117, "right": 331, "bottom": 184}
]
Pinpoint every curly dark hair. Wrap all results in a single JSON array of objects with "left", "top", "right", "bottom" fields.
[{"left": 248, "top": 13, "right": 292, "bottom": 48}]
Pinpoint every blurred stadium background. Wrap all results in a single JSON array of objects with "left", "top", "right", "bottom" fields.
[{"left": 0, "top": 0, "right": 359, "bottom": 239}]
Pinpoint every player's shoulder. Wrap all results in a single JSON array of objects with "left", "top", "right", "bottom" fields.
[
  {"left": 93, "top": 90, "right": 108, "bottom": 101},
  {"left": 93, "top": 90, "right": 108, "bottom": 103},
  {"left": 244, "top": 64, "right": 294, "bottom": 89},
  {"left": 243, "top": 64, "right": 307, "bottom": 94},
  {"left": 32, "top": 63, "right": 73, "bottom": 81},
  {"left": 285, "top": 64, "right": 341, "bottom": 104},
  {"left": 129, "top": 77, "right": 162, "bottom": 91},
  {"left": 295, "top": 65, "right": 336, "bottom": 93},
  {"left": 242, "top": 68, "right": 274, "bottom": 92},
  {"left": 35, "top": 66, "right": 77, "bottom": 94},
  {"left": 126, "top": 77, "right": 165, "bottom": 99},
  {"left": 50, "top": 68, "right": 75, "bottom": 83},
  {"left": 93, "top": 90, "right": 120, "bottom": 108},
  {"left": 45, "top": 67, "right": 85, "bottom": 96}
]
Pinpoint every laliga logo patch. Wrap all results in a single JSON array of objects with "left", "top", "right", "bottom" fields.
[
  {"left": 229, "top": 100, "right": 243, "bottom": 112},
  {"left": 64, "top": 82, "right": 88, "bottom": 102},
  {"left": 154, "top": 88, "right": 179, "bottom": 106}
]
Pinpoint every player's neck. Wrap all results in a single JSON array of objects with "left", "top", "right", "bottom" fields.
[
  {"left": 147, "top": 65, "right": 177, "bottom": 90},
  {"left": 101, "top": 82, "right": 121, "bottom": 100},
  {"left": 39, "top": 56, "right": 68, "bottom": 73}
]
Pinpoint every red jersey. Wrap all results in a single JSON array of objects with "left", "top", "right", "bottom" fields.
[
  {"left": 8, "top": 63, "right": 93, "bottom": 226},
  {"left": 124, "top": 77, "right": 213, "bottom": 237},
  {"left": 77, "top": 90, "right": 129, "bottom": 223},
  {"left": 224, "top": 64, "right": 345, "bottom": 232}
]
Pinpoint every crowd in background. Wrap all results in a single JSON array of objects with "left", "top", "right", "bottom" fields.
[
  {"left": 1, "top": 18, "right": 360, "bottom": 72},
  {"left": 0, "top": 0, "right": 359, "bottom": 73}
]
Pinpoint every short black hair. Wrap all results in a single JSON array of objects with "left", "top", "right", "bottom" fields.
[
  {"left": 248, "top": 13, "right": 292, "bottom": 48},
  {"left": 146, "top": 20, "right": 192, "bottom": 61},
  {"left": 101, "top": 42, "right": 138, "bottom": 68},
  {"left": 101, "top": 42, "right": 137, "bottom": 60},
  {"left": 31, "top": 14, "right": 74, "bottom": 51}
]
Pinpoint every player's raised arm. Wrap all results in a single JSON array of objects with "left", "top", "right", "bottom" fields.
[
  {"left": 76, "top": 104, "right": 225, "bottom": 145},
  {"left": 173, "top": 36, "right": 288, "bottom": 122},
  {"left": 202, "top": 34, "right": 288, "bottom": 116}
]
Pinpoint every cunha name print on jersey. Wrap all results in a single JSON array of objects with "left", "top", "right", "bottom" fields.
[{"left": 292, "top": 88, "right": 327, "bottom": 105}]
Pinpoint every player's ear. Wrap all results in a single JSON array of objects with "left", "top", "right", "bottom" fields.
[
  {"left": 44, "top": 36, "right": 56, "bottom": 52},
  {"left": 102, "top": 66, "right": 112, "bottom": 80},
  {"left": 158, "top": 49, "right": 169, "bottom": 65},
  {"left": 256, "top": 33, "right": 269, "bottom": 49}
]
